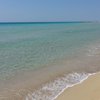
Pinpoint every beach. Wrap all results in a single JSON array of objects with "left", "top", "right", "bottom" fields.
[
  {"left": 57, "top": 72, "right": 100, "bottom": 100},
  {"left": 0, "top": 22, "right": 100, "bottom": 100},
  {"left": 0, "top": 0, "right": 100, "bottom": 99}
]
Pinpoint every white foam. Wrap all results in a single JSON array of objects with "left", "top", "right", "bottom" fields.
[{"left": 25, "top": 72, "right": 94, "bottom": 100}]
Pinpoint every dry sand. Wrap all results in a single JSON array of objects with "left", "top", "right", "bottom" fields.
[{"left": 56, "top": 72, "right": 100, "bottom": 100}]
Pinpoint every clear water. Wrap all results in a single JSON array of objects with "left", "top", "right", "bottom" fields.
[
  {"left": 0, "top": 22, "right": 100, "bottom": 80},
  {"left": 0, "top": 22, "right": 100, "bottom": 99}
]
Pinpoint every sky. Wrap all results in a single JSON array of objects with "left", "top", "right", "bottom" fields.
[{"left": 0, "top": 0, "right": 100, "bottom": 22}]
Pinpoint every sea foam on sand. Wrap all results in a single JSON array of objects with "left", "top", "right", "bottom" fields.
[
  {"left": 56, "top": 72, "right": 100, "bottom": 100},
  {"left": 25, "top": 72, "right": 93, "bottom": 100}
]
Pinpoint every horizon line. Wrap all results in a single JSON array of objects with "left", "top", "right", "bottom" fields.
[{"left": 0, "top": 21, "right": 95, "bottom": 24}]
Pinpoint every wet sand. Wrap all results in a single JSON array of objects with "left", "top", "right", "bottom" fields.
[{"left": 56, "top": 72, "right": 100, "bottom": 100}]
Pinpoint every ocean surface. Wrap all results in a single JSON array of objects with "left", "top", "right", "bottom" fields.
[{"left": 0, "top": 22, "right": 100, "bottom": 100}]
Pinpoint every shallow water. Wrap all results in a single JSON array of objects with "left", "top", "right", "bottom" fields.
[{"left": 0, "top": 22, "right": 100, "bottom": 99}]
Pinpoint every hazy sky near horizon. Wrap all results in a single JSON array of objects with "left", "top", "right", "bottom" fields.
[{"left": 0, "top": 0, "right": 100, "bottom": 22}]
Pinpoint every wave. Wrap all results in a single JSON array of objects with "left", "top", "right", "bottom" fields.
[{"left": 25, "top": 72, "right": 94, "bottom": 100}]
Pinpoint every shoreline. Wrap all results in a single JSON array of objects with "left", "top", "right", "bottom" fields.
[
  {"left": 25, "top": 72, "right": 92, "bottom": 100},
  {"left": 53, "top": 73, "right": 94, "bottom": 100},
  {"left": 56, "top": 72, "right": 100, "bottom": 100}
]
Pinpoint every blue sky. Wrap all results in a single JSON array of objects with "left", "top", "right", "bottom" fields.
[{"left": 0, "top": 0, "right": 100, "bottom": 22}]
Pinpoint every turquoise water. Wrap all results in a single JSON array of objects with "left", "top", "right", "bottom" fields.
[
  {"left": 0, "top": 22, "right": 100, "bottom": 99},
  {"left": 0, "top": 22, "right": 100, "bottom": 80}
]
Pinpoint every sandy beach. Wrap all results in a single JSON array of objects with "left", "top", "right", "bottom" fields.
[{"left": 56, "top": 72, "right": 100, "bottom": 100}]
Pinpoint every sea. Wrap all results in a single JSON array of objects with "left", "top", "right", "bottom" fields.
[{"left": 0, "top": 22, "right": 100, "bottom": 100}]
